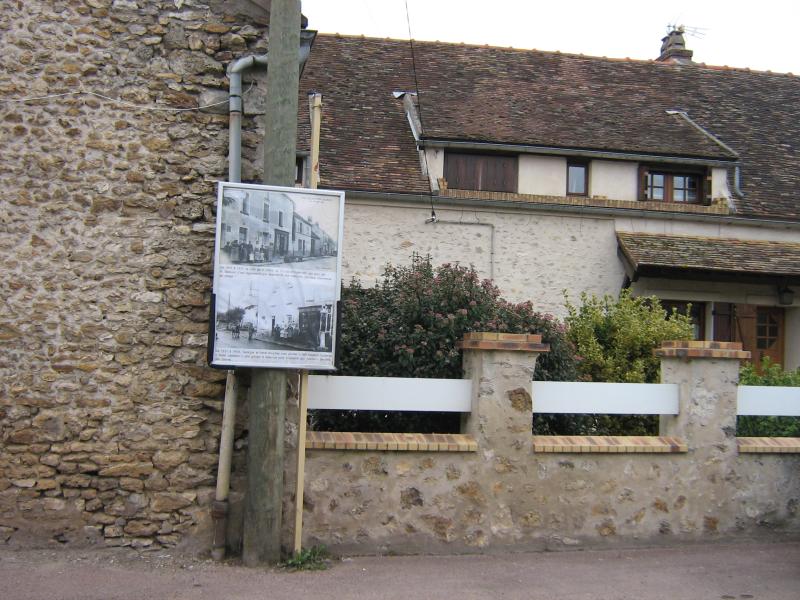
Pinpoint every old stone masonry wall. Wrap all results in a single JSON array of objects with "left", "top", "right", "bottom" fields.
[{"left": 0, "top": 1, "right": 268, "bottom": 550}]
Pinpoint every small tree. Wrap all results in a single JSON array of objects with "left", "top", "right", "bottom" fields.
[
  {"left": 565, "top": 289, "right": 694, "bottom": 383},
  {"left": 550, "top": 290, "right": 695, "bottom": 436},
  {"left": 312, "top": 254, "right": 577, "bottom": 432}
]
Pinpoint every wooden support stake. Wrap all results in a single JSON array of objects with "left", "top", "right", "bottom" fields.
[
  {"left": 242, "top": 369, "right": 286, "bottom": 566},
  {"left": 293, "top": 370, "right": 309, "bottom": 554}
]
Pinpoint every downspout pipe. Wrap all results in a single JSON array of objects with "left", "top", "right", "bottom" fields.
[
  {"left": 211, "top": 54, "right": 268, "bottom": 564},
  {"left": 212, "top": 29, "right": 316, "bottom": 563}
]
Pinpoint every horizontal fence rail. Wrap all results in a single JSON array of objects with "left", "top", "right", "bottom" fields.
[
  {"left": 737, "top": 386, "right": 800, "bottom": 416},
  {"left": 531, "top": 382, "right": 679, "bottom": 415},
  {"left": 308, "top": 375, "right": 472, "bottom": 412}
]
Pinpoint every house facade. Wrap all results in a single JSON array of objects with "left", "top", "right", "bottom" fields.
[{"left": 296, "top": 31, "right": 800, "bottom": 369}]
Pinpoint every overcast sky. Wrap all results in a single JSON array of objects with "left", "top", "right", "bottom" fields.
[{"left": 301, "top": 0, "right": 799, "bottom": 74}]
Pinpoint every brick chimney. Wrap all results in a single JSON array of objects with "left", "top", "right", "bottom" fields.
[{"left": 657, "top": 27, "right": 694, "bottom": 64}]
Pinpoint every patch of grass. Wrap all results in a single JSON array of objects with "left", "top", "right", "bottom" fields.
[{"left": 281, "top": 545, "right": 330, "bottom": 571}]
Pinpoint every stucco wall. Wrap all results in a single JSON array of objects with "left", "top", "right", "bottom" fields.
[
  {"left": 341, "top": 200, "right": 624, "bottom": 316},
  {"left": 590, "top": 160, "right": 639, "bottom": 200},
  {"left": 518, "top": 155, "right": 567, "bottom": 196}
]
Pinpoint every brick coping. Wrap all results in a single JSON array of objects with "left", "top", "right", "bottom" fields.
[
  {"left": 655, "top": 340, "right": 751, "bottom": 360},
  {"left": 441, "top": 188, "right": 731, "bottom": 215},
  {"left": 737, "top": 437, "right": 800, "bottom": 453},
  {"left": 532, "top": 435, "right": 687, "bottom": 453},
  {"left": 458, "top": 332, "right": 550, "bottom": 353},
  {"left": 306, "top": 431, "right": 477, "bottom": 452}
]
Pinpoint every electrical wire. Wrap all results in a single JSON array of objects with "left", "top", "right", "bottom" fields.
[
  {"left": 405, "top": 0, "right": 437, "bottom": 222},
  {"left": 1, "top": 82, "right": 255, "bottom": 113}
]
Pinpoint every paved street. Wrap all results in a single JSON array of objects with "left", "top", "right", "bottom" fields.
[{"left": 1, "top": 541, "right": 798, "bottom": 600}]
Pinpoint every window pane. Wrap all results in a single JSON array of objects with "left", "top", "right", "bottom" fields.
[
  {"left": 652, "top": 187, "right": 663, "bottom": 200},
  {"left": 652, "top": 174, "right": 664, "bottom": 186},
  {"left": 674, "top": 189, "right": 685, "bottom": 202},
  {"left": 568, "top": 165, "right": 586, "bottom": 194}
]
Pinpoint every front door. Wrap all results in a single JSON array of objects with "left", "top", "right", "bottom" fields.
[{"left": 713, "top": 303, "right": 785, "bottom": 369}]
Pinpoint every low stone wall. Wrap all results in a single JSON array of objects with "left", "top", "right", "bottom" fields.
[{"left": 291, "top": 340, "right": 800, "bottom": 554}]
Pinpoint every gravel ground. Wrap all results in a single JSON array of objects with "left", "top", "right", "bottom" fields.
[{"left": 1, "top": 540, "right": 799, "bottom": 600}]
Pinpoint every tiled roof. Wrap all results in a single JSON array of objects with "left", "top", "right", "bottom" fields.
[
  {"left": 298, "top": 35, "right": 800, "bottom": 220},
  {"left": 617, "top": 231, "right": 800, "bottom": 278}
]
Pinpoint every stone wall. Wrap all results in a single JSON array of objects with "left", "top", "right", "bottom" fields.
[
  {"left": 291, "top": 341, "right": 800, "bottom": 555},
  {"left": 0, "top": 0, "right": 269, "bottom": 550}
]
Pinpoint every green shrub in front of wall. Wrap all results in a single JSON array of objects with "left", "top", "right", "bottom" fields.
[
  {"left": 737, "top": 358, "right": 800, "bottom": 437},
  {"left": 538, "top": 290, "right": 695, "bottom": 436},
  {"left": 310, "top": 254, "right": 578, "bottom": 433}
]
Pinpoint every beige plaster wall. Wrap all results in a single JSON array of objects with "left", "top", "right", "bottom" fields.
[
  {"left": 518, "top": 155, "right": 566, "bottom": 196},
  {"left": 341, "top": 200, "right": 624, "bottom": 316},
  {"left": 589, "top": 160, "right": 639, "bottom": 201}
]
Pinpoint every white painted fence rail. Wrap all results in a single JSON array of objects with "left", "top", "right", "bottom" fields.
[
  {"left": 737, "top": 386, "right": 800, "bottom": 416},
  {"left": 531, "top": 382, "right": 679, "bottom": 415},
  {"left": 308, "top": 375, "right": 472, "bottom": 412}
]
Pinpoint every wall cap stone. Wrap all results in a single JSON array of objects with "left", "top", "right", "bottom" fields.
[
  {"left": 737, "top": 437, "right": 800, "bottom": 453},
  {"left": 306, "top": 431, "right": 477, "bottom": 452},
  {"left": 533, "top": 435, "right": 687, "bottom": 453},
  {"left": 458, "top": 332, "right": 550, "bottom": 353},
  {"left": 654, "top": 340, "right": 750, "bottom": 360}
]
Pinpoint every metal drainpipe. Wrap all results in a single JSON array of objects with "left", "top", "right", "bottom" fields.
[
  {"left": 211, "top": 30, "right": 316, "bottom": 562},
  {"left": 210, "top": 54, "right": 267, "bottom": 564}
]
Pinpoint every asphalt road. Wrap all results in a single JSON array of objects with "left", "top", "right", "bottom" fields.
[{"left": 1, "top": 541, "right": 798, "bottom": 600}]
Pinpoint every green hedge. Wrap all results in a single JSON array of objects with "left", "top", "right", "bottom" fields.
[{"left": 737, "top": 358, "right": 800, "bottom": 437}]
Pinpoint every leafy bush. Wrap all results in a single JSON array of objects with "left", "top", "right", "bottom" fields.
[
  {"left": 537, "top": 290, "right": 695, "bottom": 436},
  {"left": 311, "top": 254, "right": 577, "bottom": 433},
  {"left": 565, "top": 289, "right": 695, "bottom": 383},
  {"left": 737, "top": 358, "right": 800, "bottom": 437}
]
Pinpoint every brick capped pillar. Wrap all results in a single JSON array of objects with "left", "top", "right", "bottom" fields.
[
  {"left": 656, "top": 341, "right": 750, "bottom": 451},
  {"left": 458, "top": 333, "right": 550, "bottom": 456}
]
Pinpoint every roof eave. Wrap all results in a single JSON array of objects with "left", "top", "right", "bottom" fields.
[{"left": 419, "top": 138, "right": 738, "bottom": 167}]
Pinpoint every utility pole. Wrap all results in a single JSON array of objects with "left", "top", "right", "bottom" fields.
[{"left": 242, "top": 0, "right": 301, "bottom": 567}]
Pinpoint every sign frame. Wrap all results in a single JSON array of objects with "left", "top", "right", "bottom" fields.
[{"left": 208, "top": 182, "right": 345, "bottom": 371}]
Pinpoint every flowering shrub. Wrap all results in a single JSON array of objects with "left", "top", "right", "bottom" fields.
[{"left": 311, "top": 254, "right": 576, "bottom": 432}]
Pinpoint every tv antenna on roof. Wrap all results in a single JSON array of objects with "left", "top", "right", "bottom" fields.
[{"left": 667, "top": 23, "right": 708, "bottom": 39}]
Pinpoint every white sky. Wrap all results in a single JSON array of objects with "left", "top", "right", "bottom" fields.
[{"left": 301, "top": 0, "right": 800, "bottom": 74}]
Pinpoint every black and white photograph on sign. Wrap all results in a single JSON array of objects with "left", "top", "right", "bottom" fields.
[
  {"left": 211, "top": 182, "right": 345, "bottom": 370},
  {"left": 217, "top": 187, "right": 339, "bottom": 272}
]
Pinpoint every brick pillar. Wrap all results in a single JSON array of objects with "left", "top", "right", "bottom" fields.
[
  {"left": 459, "top": 333, "right": 550, "bottom": 455},
  {"left": 656, "top": 341, "right": 750, "bottom": 451}
]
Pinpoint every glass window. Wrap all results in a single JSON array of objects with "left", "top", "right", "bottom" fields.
[
  {"left": 241, "top": 195, "right": 250, "bottom": 215},
  {"left": 567, "top": 162, "right": 587, "bottom": 195},
  {"left": 643, "top": 170, "right": 702, "bottom": 203},
  {"left": 262, "top": 201, "right": 269, "bottom": 222}
]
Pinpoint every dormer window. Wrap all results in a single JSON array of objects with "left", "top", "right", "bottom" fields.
[
  {"left": 444, "top": 152, "right": 517, "bottom": 193},
  {"left": 639, "top": 166, "right": 706, "bottom": 203}
]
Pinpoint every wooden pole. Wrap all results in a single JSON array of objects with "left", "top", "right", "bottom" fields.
[
  {"left": 293, "top": 370, "right": 309, "bottom": 554},
  {"left": 242, "top": 0, "right": 301, "bottom": 566}
]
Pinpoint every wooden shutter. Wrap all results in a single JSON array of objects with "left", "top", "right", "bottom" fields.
[
  {"left": 712, "top": 302, "right": 734, "bottom": 341},
  {"left": 444, "top": 153, "right": 517, "bottom": 193},
  {"left": 637, "top": 164, "right": 648, "bottom": 201}
]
